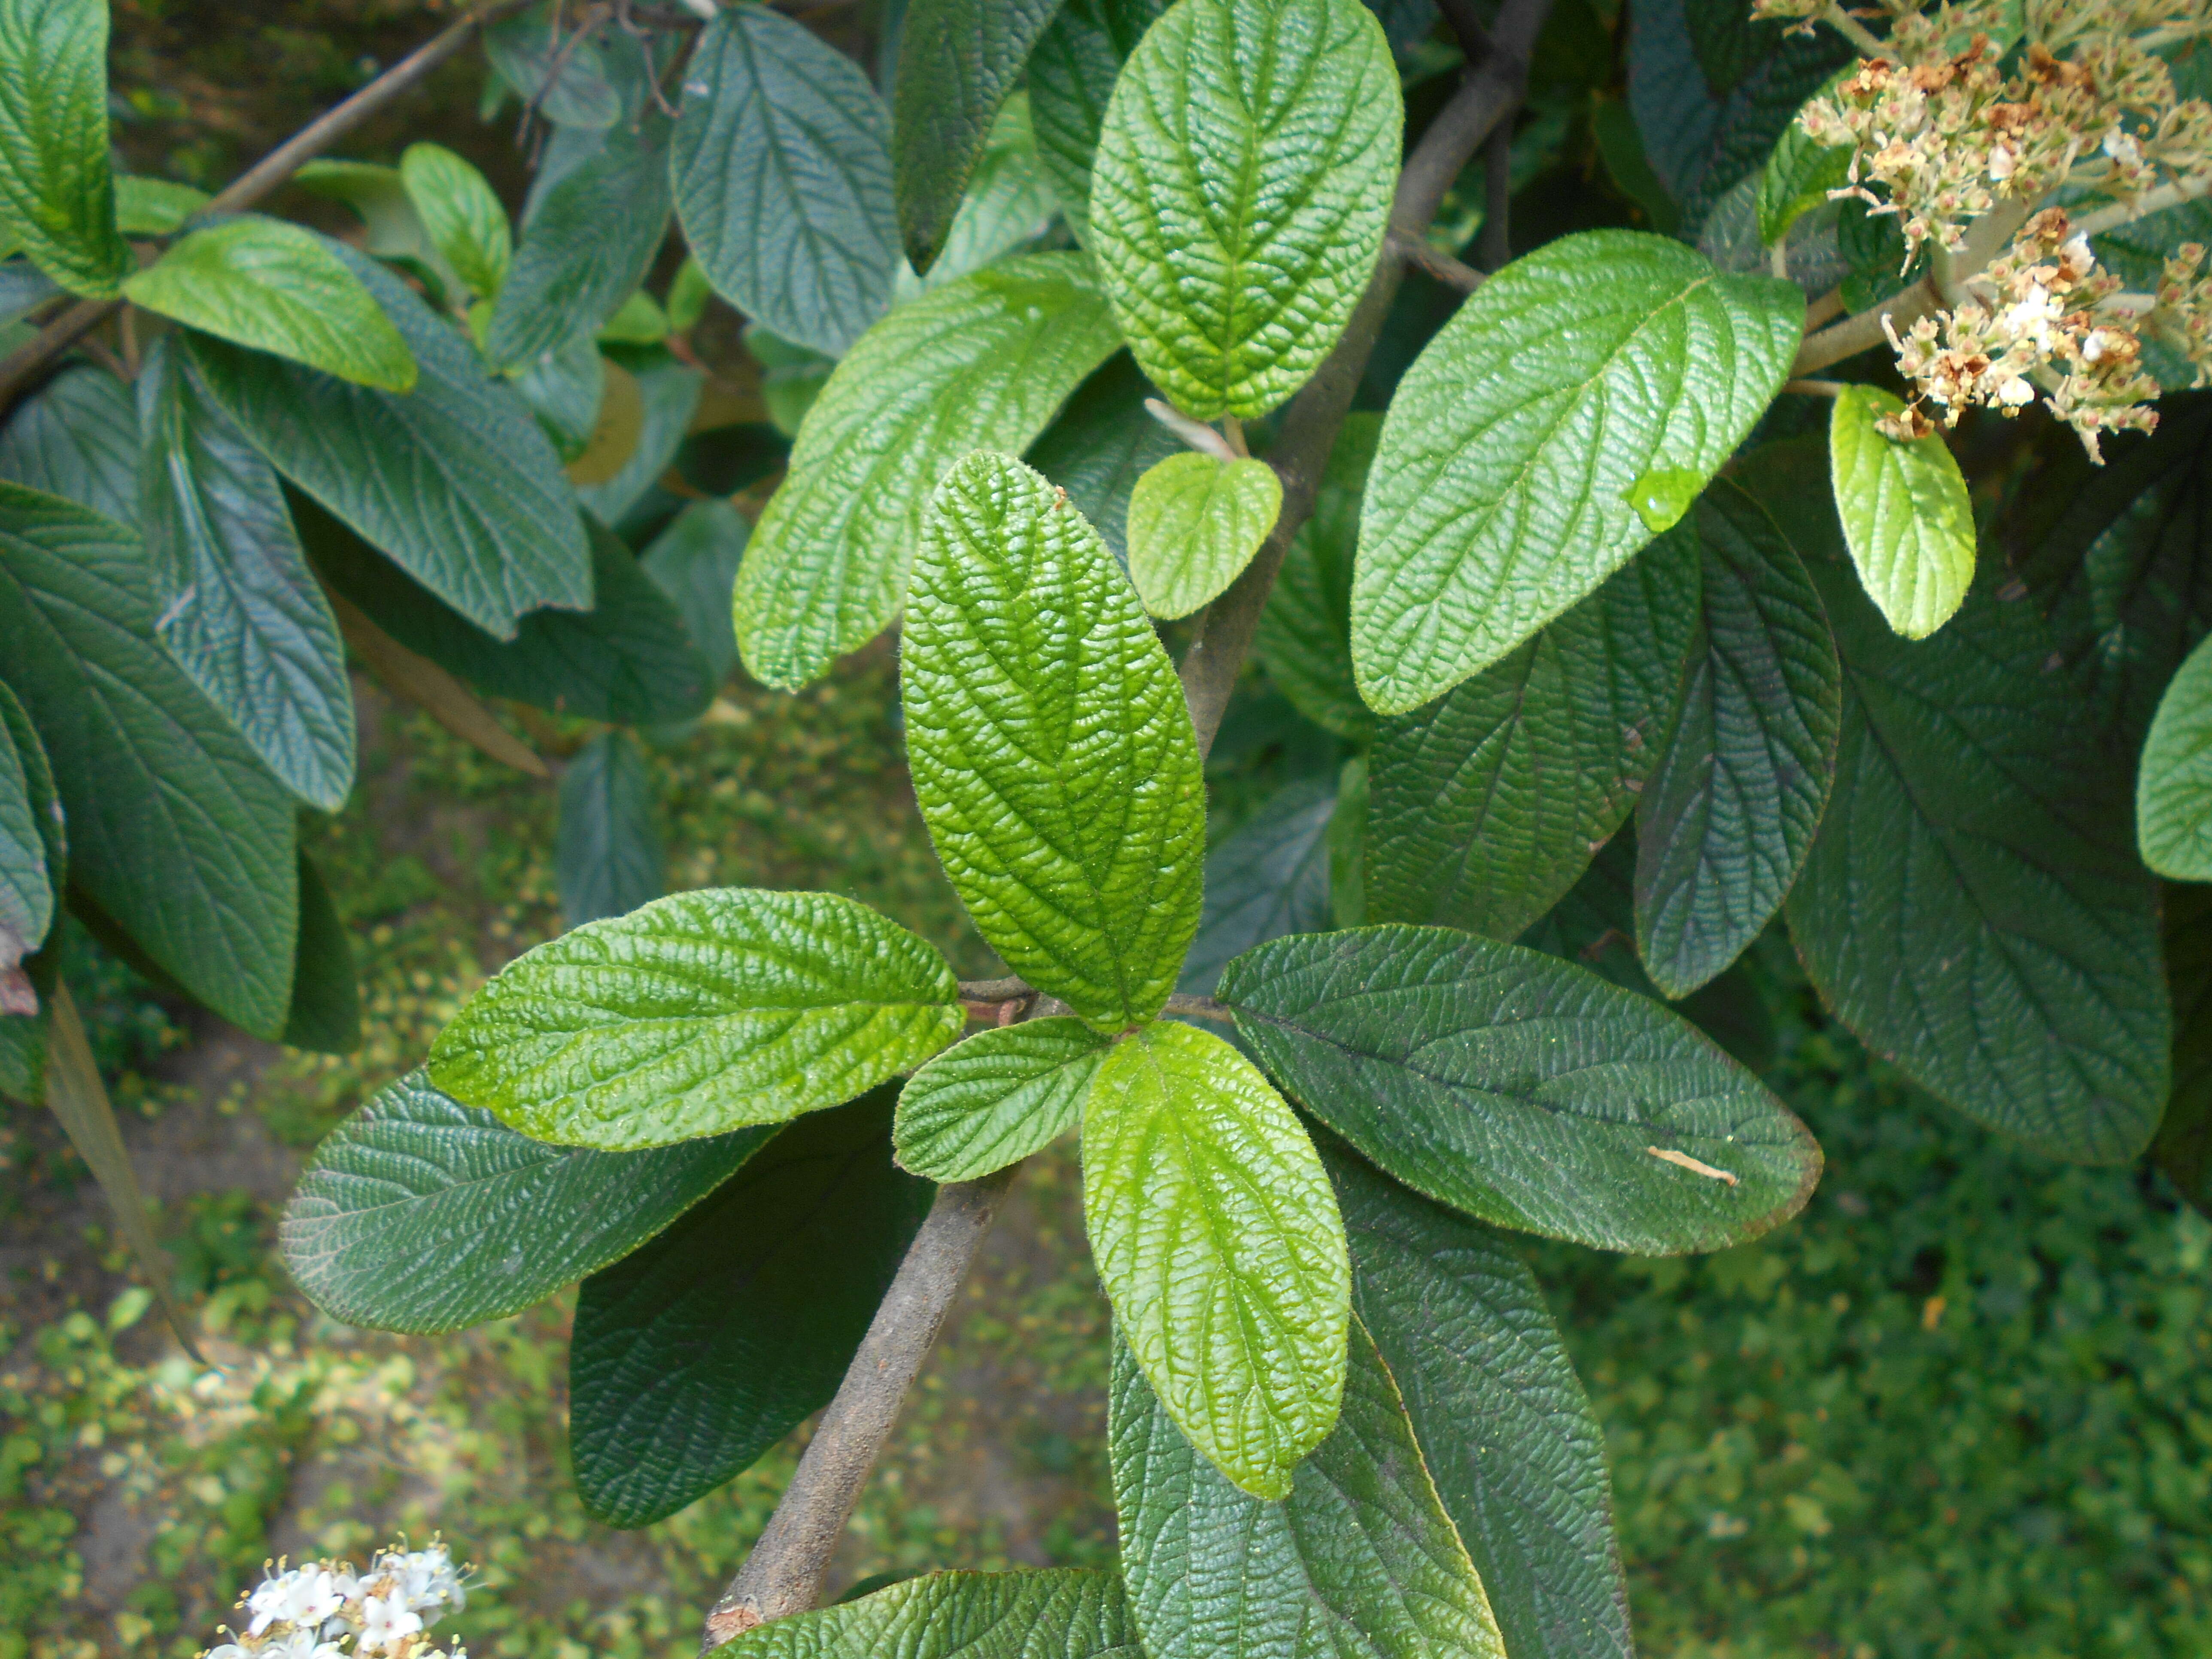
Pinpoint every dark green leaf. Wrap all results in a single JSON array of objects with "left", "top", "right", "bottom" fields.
[
  {"left": 1026, "top": 0, "right": 1169, "bottom": 244},
  {"left": 2152, "top": 884, "right": 2212, "bottom": 1216},
  {"left": 0, "top": 671, "right": 51, "bottom": 1008},
  {"left": 511, "top": 329, "right": 605, "bottom": 461},
  {"left": 895, "top": 93, "right": 1059, "bottom": 295},
  {"left": 571, "top": 1089, "right": 931, "bottom": 1526},
  {"left": 1025, "top": 350, "right": 1182, "bottom": 564},
  {"left": 556, "top": 729, "right": 662, "bottom": 929},
  {"left": 1254, "top": 413, "right": 1378, "bottom": 743},
  {"left": 0, "top": 362, "right": 138, "bottom": 526},
  {"left": 280, "top": 1068, "right": 769, "bottom": 1333},
  {"left": 0, "top": 0, "right": 130, "bottom": 296},
  {"left": 1178, "top": 775, "right": 1335, "bottom": 997},
  {"left": 483, "top": 3, "right": 623, "bottom": 130},
  {"left": 0, "top": 678, "right": 54, "bottom": 1078},
  {"left": 576, "top": 346, "right": 701, "bottom": 527},
  {"left": 638, "top": 498, "right": 745, "bottom": 687},
  {"left": 894, "top": 1016, "right": 1110, "bottom": 1182},
  {"left": 1219, "top": 925, "right": 1822, "bottom": 1253},
  {"left": 283, "top": 847, "right": 359, "bottom": 1054},
  {"left": 710, "top": 1569, "right": 1138, "bottom": 1659}
]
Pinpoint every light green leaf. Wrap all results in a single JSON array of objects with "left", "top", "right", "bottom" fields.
[
  {"left": 2142, "top": 634, "right": 2212, "bottom": 880},
  {"left": 904, "top": 452, "right": 1204, "bottom": 1030},
  {"left": 733, "top": 252, "right": 1121, "bottom": 690},
  {"left": 280, "top": 1069, "right": 769, "bottom": 1334},
  {"left": 1828, "top": 384, "right": 1975, "bottom": 639},
  {"left": 710, "top": 1570, "right": 1139, "bottom": 1659},
  {"left": 1756, "top": 88, "right": 1850, "bottom": 246},
  {"left": 894, "top": 1016, "right": 1112, "bottom": 1182},
  {"left": 1218, "top": 926, "right": 1823, "bottom": 1253},
  {"left": 0, "top": 0, "right": 129, "bottom": 296},
  {"left": 1353, "top": 231, "right": 1802, "bottom": 714},
  {"left": 1027, "top": 0, "right": 1170, "bottom": 244},
  {"left": 598, "top": 289, "right": 667, "bottom": 345},
  {"left": 1126, "top": 452, "right": 1281, "bottom": 619},
  {"left": 115, "top": 174, "right": 209, "bottom": 236},
  {"left": 124, "top": 216, "right": 418, "bottom": 392},
  {"left": 1254, "top": 413, "right": 1379, "bottom": 741},
  {"left": 556, "top": 729, "right": 662, "bottom": 928},
  {"left": 1178, "top": 775, "right": 1336, "bottom": 997},
  {"left": 673, "top": 3, "right": 899, "bottom": 358},
  {"left": 665, "top": 255, "right": 712, "bottom": 332},
  {"left": 1111, "top": 1314, "right": 1506, "bottom": 1659},
  {"left": 1082, "top": 1019, "right": 1349, "bottom": 1499},
  {"left": 1027, "top": 351, "right": 1182, "bottom": 564},
  {"left": 1090, "top": 0, "right": 1401, "bottom": 420},
  {"left": 401, "top": 141, "right": 511, "bottom": 300},
  {"left": 290, "top": 158, "right": 460, "bottom": 301},
  {"left": 638, "top": 498, "right": 745, "bottom": 687},
  {"left": 428, "top": 887, "right": 963, "bottom": 1150},
  {"left": 137, "top": 338, "right": 356, "bottom": 813},
  {"left": 0, "top": 360, "right": 138, "bottom": 526}
]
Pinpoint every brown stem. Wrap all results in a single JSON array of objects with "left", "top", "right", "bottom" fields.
[
  {"left": 1790, "top": 272, "right": 1942, "bottom": 376},
  {"left": 1387, "top": 229, "right": 1485, "bottom": 294},
  {"left": 0, "top": 0, "right": 538, "bottom": 410},
  {"left": 1479, "top": 124, "right": 1515, "bottom": 271}
]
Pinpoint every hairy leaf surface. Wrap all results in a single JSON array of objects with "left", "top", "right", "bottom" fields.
[
  {"left": 556, "top": 729, "right": 662, "bottom": 929},
  {"left": 894, "top": 1016, "right": 1111, "bottom": 1181},
  {"left": 1179, "top": 775, "right": 1336, "bottom": 997},
  {"left": 1829, "top": 385, "right": 1974, "bottom": 639},
  {"left": 1126, "top": 453, "right": 1281, "bottom": 619},
  {"left": 0, "top": 361, "right": 138, "bottom": 526},
  {"left": 0, "top": 0, "right": 129, "bottom": 295},
  {"left": 711, "top": 1570, "right": 1139, "bottom": 1659}
]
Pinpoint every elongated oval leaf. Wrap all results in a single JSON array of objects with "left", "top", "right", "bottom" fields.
[
  {"left": 1026, "top": 0, "right": 1169, "bottom": 243},
  {"left": 125, "top": 217, "right": 417, "bottom": 392},
  {"left": 674, "top": 4, "right": 899, "bottom": 358},
  {"left": 1219, "top": 926, "right": 1821, "bottom": 1253},
  {"left": 1366, "top": 532, "right": 1698, "bottom": 942},
  {"left": 2143, "top": 634, "right": 2212, "bottom": 880},
  {"left": 185, "top": 241, "right": 592, "bottom": 639},
  {"left": 429, "top": 887, "right": 963, "bottom": 1149},
  {"left": 400, "top": 141, "right": 511, "bottom": 301},
  {"left": 711, "top": 1570, "right": 1137, "bottom": 1659},
  {"left": 1353, "top": 231, "right": 1802, "bottom": 714},
  {"left": 0, "top": 483, "right": 297, "bottom": 1036},
  {"left": 290, "top": 159, "right": 460, "bottom": 300},
  {"left": 556, "top": 729, "right": 662, "bottom": 928},
  {"left": 0, "top": 0, "right": 129, "bottom": 296},
  {"left": 571, "top": 1089, "right": 931, "bottom": 1526},
  {"left": 0, "top": 361, "right": 139, "bottom": 526},
  {"left": 1178, "top": 775, "right": 1336, "bottom": 997},
  {"left": 1110, "top": 1317, "right": 1505, "bottom": 1659},
  {"left": 1634, "top": 480, "right": 1839, "bottom": 997},
  {"left": 1254, "top": 414, "right": 1378, "bottom": 742},
  {"left": 1829, "top": 384, "right": 1974, "bottom": 639},
  {"left": 1083, "top": 1019, "right": 1349, "bottom": 1499},
  {"left": 280, "top": 1069, "right": 767, "bottom": 1334},
  {"left": 137, "top": 338, "right": 356, "bottom": 812},
  {"left": 894, "top": 1016, "right": 1111, "bottom": 1181},
  {"left": 1126, "top": 452, "right": 1281, "bottom": 619},
  {"left": 734, "top": 252, "right": 1122, "bottom": 689},
  {"left": 905, "top": 452, "right": 1204, "bottom": 1029}
]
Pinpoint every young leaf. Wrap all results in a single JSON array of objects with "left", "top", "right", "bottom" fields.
[
  {"left": 1026, "top": 0, "right": 1170, "bottom": 244},
  {"left": 1254, "top": 414, "right": 1379, "bottom": 742},
  {"left": 1178, "top": 775, "right": 1336, "bottom": 997},
  {"left": 892, "top": 0, "right": 1063, "bottom": 273},
  {"left": 124, "top": 217, "right": 418, "bottom": 392},
  {"left": 1353, "top": 231, "right": 1801, "bottom": 714},
  {"left": 1756, "top": 101, "right": 1850, "bottom": 246},
  {"left": 1082, "top": 1020, "right": 1349, "bottom": 1499},
  {"left": 400, "top": 141, "right": 512, "bottom": 300},
  {"left": 289, "top": 158, "right": 461, "bottom": 302},
  {"left": 1110, "top": 1319, "right": 1506, "bottom": 1659},
  {"left": 556, "top": 729, "right": 663, "bottom": 929},
  {"left": 0, "top": 361, "right": 139, "bottom": 526},
  {"left": 709, "top": 1569, "right": 1135, "bottom": 1659},
  {"left": 2142, "top": 635, "right": 2212, "bottom": 879},
  {"left": 563, "top": 357, "right": 645, "bottom": 486},
  {"left": 1635, "top": 480, "right": 1840, "bottom": 997},
  {"left": 1125, "top": 452, "right": 1282, "bottom": 620},
  {"left": 894, "top": 1016, "right": 1112, "bottom": 1182},
  {"left": 1218, "top": 926, "right": 1823, "bottom": 1253},
  {"left": 1330, "top": 1149, "right": 1633, "bottom": 1659},
  {"left": 428, "top": 887, "right": 964, "bottom": 1150},
  {"left": 733, "top": 252, "right": 1121, "bottom": 690},
  {"left": 570, "top": 1089, "right": 931, "bottom": 1527},
  {"left": 0, "top": 0, "right": 130, "bottom": 296},
  {"left": 673, "top": 3, "right": 900, "bottom": 358},
  {"left": 1090, "top": 0, "right": 1401, "bottom": 420},
  {"left": 0, "top": 676, "right": 50, "bottom": 1007},
  {"left": 1365, "top": 532, "right": 1699, "bottom": 942},
  {"left": 1026, "top": 350, "right": 1183, "bottom": 563},
  {"left": 577, "top": 348, "right": 702, "bottom": 527},
  {"left": 281, "top": 1069, "right": 770, "bottom": 1334},
  {"left": 185, "top": 242, "right": 592, "bottom": 639},
  {"left": 0, "top": 483, "right": 298, "bottom": 1038},
  {"left": 638, "top": 499, "right": 745, "bottom": 687},
  {"left": 904, "top": 452, "right": 1204, "bottom": 1030},
  {"left": 283, "top": 848, "right": 359, "bottom": 1055},
  {"left": 115, "top": 174, "right": 210, "bottom": 237},
  {"left": 137, "top": 338, "right": 356, "bottom": 813},
  {"left": 1829, "top": 384, "right": 1974, "bottom": 639}
]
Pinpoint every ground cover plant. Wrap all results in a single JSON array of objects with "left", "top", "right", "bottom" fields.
[{"left": 2, "top": 0, "right": 2212, "bottom": 1655}]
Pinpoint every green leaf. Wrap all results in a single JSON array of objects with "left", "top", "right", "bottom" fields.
[
  {"left": 665, "top": 255, "right": 711, "bottom": 332},
  {"left": 115, "top": 174, "right": 209, "bottom": 236},
  {"left": 1026, "top": 350, "right": 1182, "bottom": 564},
  {"left": 2153, "top": 883, "right": 2212, "bottom": 1215},
  {"left": 556, "top": 729, "right": 663, "bottom": 928},
  {"left": 1330, "top": 1149, "right": 1632, "bottom": 1659},
  {"left": 1090, "top": 0, "right": 1401, "bottom": 420},
  {"left": 673, "top": 3, "right": 899, "bottom": 358},
  {"left": 2142, "top": 644, "right": 2212, "bottom": 883},
  {"left": 124, "top": 217, "right": 417, "bottom": 392},
  {"left": 1743, "top": 443, "right": 2169, "bottom": 1164},
  {"left": 577, "top": 346, "right": 702, "bottom": 526},
  {"left": 429, "top": 887, "right": 963, "bottom": 1150},
  {"left": 483, "top": 2, "right": 623, "bottom": 129},
  {"left": 891, "top": 0, "right": 1063, "bottom": 274},
  {"left": 904, "top": 452, "right": 1204, "bottom": 1030},
  {"left": 0, "top": 361, "right": 138, "bottom": 526},
  {"left": 1126, "top": 452, "right": 1281, "bottom": 620},
  {"left": 1110, "top": 1314, "right": 1506, "bottom": 1659},
  {"left": 1026, "top": 0, "right": 1169, "bottom": 244},
  {"left": 638, "top": 498, "right": 745, "bottom": 687},
  {"left": 1082, "top": 1019, "right": 1349, "bottom": 1499},
  {"left": 1828, "top": 385, "right": 1975, "bottom": 640},
  {"left": 733, "top": 252, "right": 1121, "bottom": 689},
  {"left": 401, "top": 141, "right": 512, "bottom": 300},
  {"left": 1352, "top": 231, "right": 1801, "bottom": 714},
  {"left": 487, "top": 110, "right": 672, "bottom": 370},
  {"left": 1365, "top": 532, "right": 1699, "bottom": 942},
  {"left": 0, "top": 678, "right": 55, "bottom": 1072},
  {"left": 571, "top": 1088, "right": 931, "bottom": 1526},
  {"left": 1328, "top": 753, "right": 1368, "bottom": 930},
  {"left": 1635, "top": 481, "right": 1839, "bottom": 997},
  {"left": 896, "top": 92, "right": 1060, "bottom": 298},
  {"left": 1178, "top": 775, "right": 1335, "bottom": 997},
  {"left": 710, "top": 1570, "right": 1138, "bottom": 1659},
  {"left": 280, "top": 1068, "right": 769, "bottom": 1334},
  {"left": 185, "top": 241, "right": 592, "bottom": 639},
  {"left": 894, "top": 1016, "right": 1111, "bottom": 1182},
  {"left": 0, "top": 672, "right": 51, "bottom": 1005},
  {"left": 1756, "top": 95, "right": 1850, "bottom": 246},
  {"left": 283, "top": 847, "right": 359, "bottom": 1054},
  {"left": 137, "top": 337, "right": 356, "bottom": 813},
  {"left": 1254, "top": 413, "right": 1378, "bottom": 742},
  {"left": 0, "top": 0, "right": 130, "bottom": 296},
  {"left": 287, "top": 160, "right": 459, "bottom": 303},
  {"left": 1218, "top": 926, "right": 1823, "bottom": 1253},
  {"left": 0, "top": 483, "right": 297, "bottom": 1037},
  {"left": 512, "top": 330, "right": 606, "bottom": 462},
  {"left": 0, "top": 252, "right": 57, "bottom": 322}
]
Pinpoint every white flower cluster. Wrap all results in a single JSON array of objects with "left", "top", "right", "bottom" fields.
[{"left": 201, "top": 1541, "right": 469, "bottom": 1659}]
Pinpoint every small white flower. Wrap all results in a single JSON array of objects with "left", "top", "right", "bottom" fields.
[
  {"left": 261, "top": 1631, "right": 346, "bottom": 1659},
  {"left": 248, "top": 1568, "right": 346, "bottom": 1638},
  {"left": 356, "top": 1591, "right": 425, "bottom": 1655},
  {"left": 1996, "top": 374, "right": 2038, "bottom": 404}
]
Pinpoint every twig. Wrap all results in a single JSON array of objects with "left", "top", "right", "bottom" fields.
[
  {"left": 1821, "top": 1, "right": 1889, "bottom": 58},
  {"left": 1145, "top": 398, "right": 1238, "bottom": 462},
  {"left": 1783, "top": 377, "right": 1847, "bottom": 395},
  {"left": 0, "top": 0, "right": 538, "bottom": 410},
  {"left": 1160, "top": 994, "right": 1236, "bottom": 1024},
  {"left": 2069, "top": 176, "right": 2212, "bottom": 240},
  {"left": 1791, "top": 272, "right": 1941, "bottom": 375},
  {"left": 1479, "top": 124, "right": 1514, "bottom": 271},
  {"left": 1386, "top": 229, "right": 1484, "bottom": 293}
]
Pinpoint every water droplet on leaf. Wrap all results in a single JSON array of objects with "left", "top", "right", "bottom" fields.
[{"left": 1624, "top": 468, "right": 1704, "bottom": 533}]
